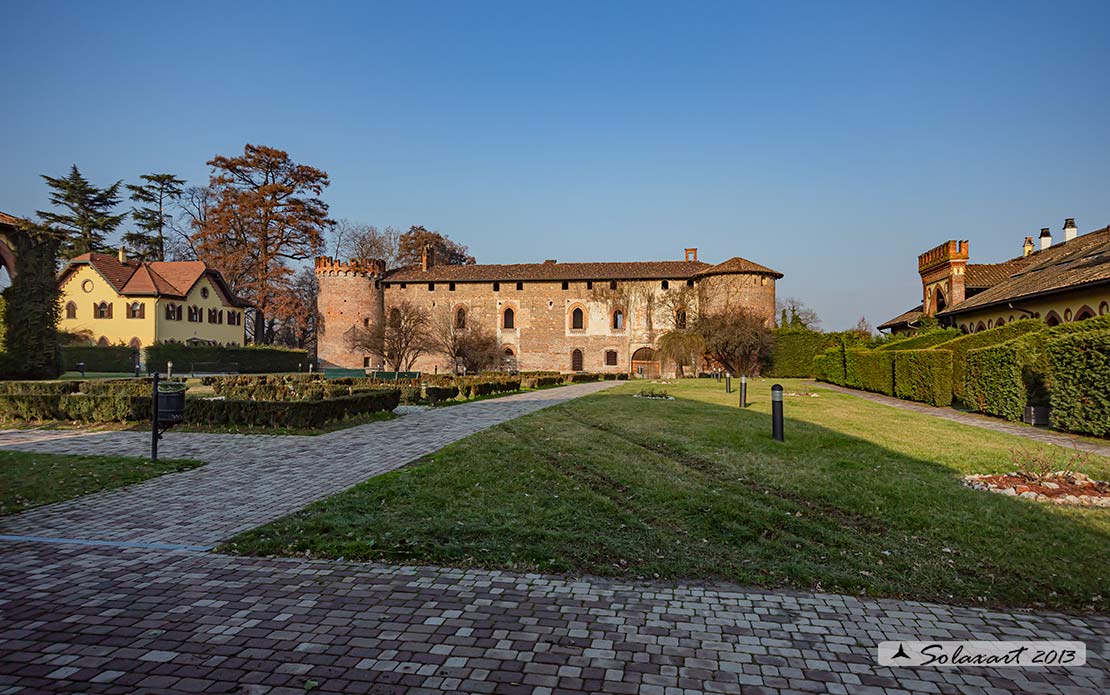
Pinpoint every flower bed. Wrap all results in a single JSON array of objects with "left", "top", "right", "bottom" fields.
[{"left": 962, "top": 471, "right": 1110, "bottom": 507}]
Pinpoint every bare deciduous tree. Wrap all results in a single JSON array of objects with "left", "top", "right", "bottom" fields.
[
  {"left": 776, "top": 296, "right": 820, "bottom": 329},
  {"left": 346, "top": 300, "right": 431, "bottom": 371},
  {"left": 695, "top": 308, "right": 776, "bottom": 377},
  {"left": 329, "top": 220, "right": 401, "bottom": 267},
  {"left": 430, "top": 306, "right": 500, "bottom": 374}
]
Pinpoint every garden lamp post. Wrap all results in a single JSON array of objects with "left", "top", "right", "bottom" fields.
[
  {"left": 739, "top": 375, "right": 748, "bottom": 408},
  {"left": 77, "top": 361, "right": 86, "bottom": 378},
  {"left": 771, "top": 384, "right": 784, "bottom": 442}
]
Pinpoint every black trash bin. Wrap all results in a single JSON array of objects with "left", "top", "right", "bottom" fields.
[{"left": 157, "top": 383, "right": 186, "bottom": 423}]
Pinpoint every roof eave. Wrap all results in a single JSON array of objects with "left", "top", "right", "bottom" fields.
[{"left": 938, "top": 278, "right": 1110, "bottom": 317}]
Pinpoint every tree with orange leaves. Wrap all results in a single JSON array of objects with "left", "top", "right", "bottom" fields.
[{"left": 191, "top": 144, "right": 332, "bottom": 343}]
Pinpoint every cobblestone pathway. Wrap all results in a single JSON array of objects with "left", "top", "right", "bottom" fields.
[
  {"left": 818, "top": 384, "right": 1110, "bottom": 458},
  {"left": 0, "top": 381, "right": 619, "bottom": 548},
  {"left": 1, "top": 381, "right": 1106, "bottom": 694},
  {"left": 0, "top": 543, "right": 1105, "bottom": 695}
]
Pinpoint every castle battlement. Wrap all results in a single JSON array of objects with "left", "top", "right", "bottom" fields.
[{"left": 314, "top": 256, "right": 386, "bottom": 277}]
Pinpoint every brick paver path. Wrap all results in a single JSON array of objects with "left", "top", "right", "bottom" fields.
[
  {"left": 0, "top": 381, "right": 619, "bottom": 548},
  {"left": 1, "top": 381, "right": 1107, "bottom": 694},
  {"left": 819, "top": 384, "right": 1110, "bottom": 458},
  {"left": 1, "top": 542, "right": 1105, "bottom": 695}
]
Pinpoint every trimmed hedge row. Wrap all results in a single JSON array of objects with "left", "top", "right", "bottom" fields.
[
  {"left": 844, "top": 350, "right": 895, "bottom": 396},
  {"left": 935, "top": 319, "right": 1044, "bottom": 404},
  {"left": 1046, "top": 329, "right": 1110, "bottom": 436},
  {"left": 894, "top": 350, "right": 952, "bottom": 406},
  {"left": 62, "top": 345, "right": 136, "bottom": 372},
  {"left": 143, "top": 344, "right": 308, "bottom": 374},
  {"left": 769, "top": 329, "right": 831, "bottom": 377},
  {"left": 813, "top": 345, "right": 846, "bottom": 384},
  {"left": 0, "top": 388, "right": 400, "bottom": 427},
  {"left": 876, "top": 328, "right": 961, "bottom": 351}
]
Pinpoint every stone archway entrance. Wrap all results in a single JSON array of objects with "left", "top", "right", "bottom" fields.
[{"left": 630, "top": 347, "right": 660, "bottom": 379}]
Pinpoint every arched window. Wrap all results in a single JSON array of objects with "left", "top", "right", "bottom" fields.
[
  {"left": 389, "top": 308, "right": 402, "bottom": 327},
  {"left": 1099, "top": 301, "right": 1108, "bottom": 316},
  {"left": 97, "top": 336, "right": 109, "bottom": 346},
  {"left": 503, "top": 346, "right": 515, "bottom": 356},
  {"left": 455, "top": 307, "right": 467, "bottom": 329},
  {"left": 612, "top": 309, "right": 624, "bottom": 330},
  {"left": 503, "top": 307, "right": 515, "bottom": 329},
  {"left": 675, "top": 308, "right": 687, "bottom": 329},
  {"left": 95, "top": 301, "right": 112, "bottom": 319},
  {"left": 128, "top": 337, "right": 142, "bottom": 349},
  {"left": 987, "top": 319, "right": 993, "bottom": 329},
  {"left": 1064, "top": 308, "right": 1073, "bottom": 322},
  {"left": 1044, "top": 311, "right": 1062, "bottom": 327},
  {"left": 975, "top": 321, "right": 986, "bottom": 332},
  {"left": 995, "top": 317, "right": 1006, "bottom": 327},
  {"left": 1074, "top": 305, "right": 1096, "bottom": 322},
  {"left": 65, "top": 301, "right": 77, "bottom": 319},
  {"left": 571, "top": 307, "right": 584, "bottom": 330},
  {"left": 127, "top": 301, "right": 144, "bottom": 319},
  {"left": 571, "top": 349, "right": 583, "bottom": 371}
]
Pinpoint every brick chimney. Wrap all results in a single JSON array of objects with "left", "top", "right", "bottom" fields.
[
  {"left": 1039, "top": 227, "right": 1052, "bottom": 251},
  {"left": 1023, "top": 236, "right": 1034, "bottom": 257},
  {"left": 421, "top": 245, "right": 435, "bottom": 272},
  {"left": 684, "top": 248, "right": 698, "bottom": 262},
  {"left": 1063, "top": 217, "right": 1077, "bottom": 243},
  {"left": 918, "top": 240, "right": 969, "bottom": 315}
]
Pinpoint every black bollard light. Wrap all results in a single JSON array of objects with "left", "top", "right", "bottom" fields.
[
  {"left": 151, "top": 372, "right": 160, "bottom": 462},
  {"left": 739, "top": 374, "right": 748, "bottom": 408},
  {"left": 771, "top": 384, "right": 784, "bottom": 441},
  {"left": 77, "top": 361, "right": 86, "bottom": 378}
]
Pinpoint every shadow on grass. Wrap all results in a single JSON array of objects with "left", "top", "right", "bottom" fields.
[{"left": 225, "top": 378, "right": 1110, "bottom": 612}]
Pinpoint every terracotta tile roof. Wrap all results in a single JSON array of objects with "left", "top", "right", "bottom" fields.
[
  {"left": 384, "top": 259, "right": 714, "bottom": 283},
  {"left": 0, "top": 211, "right": 23, "bottom": 228},
  {"left": 878, "top": 305, "right": 925, "bottom": 330},
  {"left": 965, "top": 259, "right": 1033, "bottom": 289},
  {"left": 696, "top": 256, "right": 784, "bottom": 279},
  {"left": 59, "top": 254, "right": 248, "bottom": 306},
  {"left": 939, "top": 225, "right": 1110, "bottom": 317}
]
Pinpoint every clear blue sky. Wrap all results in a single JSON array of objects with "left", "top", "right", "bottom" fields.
[{"left": 2, "top": 1, "right": 1108, "bottom": 329}]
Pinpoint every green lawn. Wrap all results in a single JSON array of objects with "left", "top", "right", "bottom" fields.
[
  {"left": 0, "top": 450, "right": 203, "bottom": 515},
  {"left": 228, "top": 377, "right": 1105, "bottom": 610}
]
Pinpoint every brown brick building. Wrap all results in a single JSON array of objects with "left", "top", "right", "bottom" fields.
[
  {"left": 316, "top": 247, "right": 782, "bottom": 375},
  {"left": 880, "top": 218, "right": 1110, "bottom": 334}
]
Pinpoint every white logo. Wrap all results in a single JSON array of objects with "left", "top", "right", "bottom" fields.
[{"left": 877, "top": 641, "right": 1086, "bottom": 667}]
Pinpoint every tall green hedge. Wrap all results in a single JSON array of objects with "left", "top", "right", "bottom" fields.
[
  {"left": 876, "top": 328, "right": 961, "bottom": 351},
  {"left": 894, "top": 350, "right": 952, "bottom": 406},
  {"left": 964, "top": 334, "right": 1046, "bottom": 421},
  {"left": 813, "top": 345, "right": 846, "bottom": 385},
  {"left": 1046, "top": 329, "right": 1110, "bottom": 437},
  {"left": 844, "top": 350, "right": 895, "bottom": 395},
  {"left": 62, "top": 345, "right": 137, "bottom": 372},
  {"left": 769, "top": 329, "right": 831, "bottom": 377},
  {"left": 937, "top": 319, "right": 1044, "bottom": 405},
  {"left": 144, "top": 344, "right": 309, "bottom": 374}
]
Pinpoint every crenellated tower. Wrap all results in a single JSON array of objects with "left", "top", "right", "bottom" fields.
[
  {"left": 918, "top": 240, "right": 968, "bottom": 316},
  {"left": 314, "top": 256, "right": 386, "bottom": 369}
]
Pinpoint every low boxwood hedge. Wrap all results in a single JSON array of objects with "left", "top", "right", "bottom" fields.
[
  {"left": 1046, "top": 329, "right": 1110, "bottom": 437},
  {"left": 894, "top": 350, "right": 952, "bottom": 406},
  {"left": 62, "top": 345, "right": 136, "bottom": 372}
]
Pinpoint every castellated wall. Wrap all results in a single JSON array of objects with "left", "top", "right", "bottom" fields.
[
  {"left": 316, "top": 260, "right": 777, "bottom": 373},
  {"left": 315, "top": 258, "right": 384, "bottom": 369}
]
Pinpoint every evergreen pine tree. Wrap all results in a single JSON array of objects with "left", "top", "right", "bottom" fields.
[
  {"left": 37, "top": 165, "right": 126, "bottom": 258},
  {"left": 125, "top": 173, "right": 185, "bottom": 261}
]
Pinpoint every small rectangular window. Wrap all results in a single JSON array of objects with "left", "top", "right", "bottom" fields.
[
  {"left": 516, "top": 282, "right": 523, "bottom": 291},
  {"left": 687, "top": 279, "right": 694, "bottom": 287},
  {"left": 400, "top": 282, "right": 406, "bottom": 289},
  {"left": 363, "top": 356, "right": 370, "bottom": 367},
  {"left": 493, "top": 282, "right": 500, "bottom": 291},
  {"left": 428, "top": 282, "right": 435, "bottom": 291},
  {"left": 449, "top": 282, "right": 456, "bottom": 291},
  {"left": 661, "top": 280, "right": 669, "bottom": 289},
  {"left": 609, "top": 280, "right": 617, "bottom": 290},
  {"left": 605, "top": 350, "right": 618, "bottom": 366},
  {"left": 562, "top": 281, "right": 569, "bottom": 290},
  {"left": 587, "top": 281, "right": 593, "bottom": 290}
]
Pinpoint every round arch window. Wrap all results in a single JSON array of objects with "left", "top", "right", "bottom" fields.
[{"left": 201, "top": 287, "right": 209, "bottom": 299}]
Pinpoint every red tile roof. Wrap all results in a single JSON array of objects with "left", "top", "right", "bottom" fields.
[
  {"left": 0, "top": 211, "right": 23, "bottom": 228},
  {"left": 965, "top": 259, "right": 1033, "bottom": 289},
  {"left": 59, "top": 253, "right": 247, "bottom": 306},
  {"left": 383, "top": 256, "right": 781, "bottom": 283}
]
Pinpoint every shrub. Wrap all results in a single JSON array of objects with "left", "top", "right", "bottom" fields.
[
  {"left": 844, "top": 350, "right": 895, "bottom": 395},
  {"left": 425, "top": 384, "right": 459, "bottom": 404},
  {"left": 964, "top": 337, "right": 1038, "bottom": 421},
  {"left": 143, "top": 344, "right": 309, "bottom": 374},
  {"left": 937, "top": 320, "right": 1044, "bottom": 405},
  {"left": 876, "top": 328, "right": 961, "bottom": 351},
  {"left": 813, "top": 345, "right": 846, "bottom": 385},
  {"left": 522, "top": 375, "right": 563, "bottom": 389},
  {"left": 62, "top": 345, "right": 137, "bottom": 373},
  {"left": 893, "top": 350, "right": 953, "bottom": 406},
  {"left": 0, "top": 380, "right": 81, "bottom": 395},
  {"left": 769, "top": 329, "right": 830, "bottom": 377},
  {"left": 1046, "top": 329, "right": 1110, "bottom": 437}
]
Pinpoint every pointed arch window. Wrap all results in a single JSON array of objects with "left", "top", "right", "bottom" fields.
[
  {"left": 612, "top": 309, "right": 624, "bottom": 330},
  {"left": 571, "top": 349, "right": 584, "bottom": 371},
  {"left": 127, "top": 301, "right": 145, "bottom": 319},
  {"left": 455, "top": 306, "right": 467, "bottom": 329},
  {"left": 65, "top": 301, "right": 77, "bottom": 319},
  {"left": 503, "top": 307, "right": 515, "bottom": 329},
  {"left": 675, "top": 308, "right": 687, "bottom": 329},
  {"left": 571, "top": 307, "right": 584, "bottom": 330},
  {"left": 94, "top": 301, "right": 112, "bottom": 319}
]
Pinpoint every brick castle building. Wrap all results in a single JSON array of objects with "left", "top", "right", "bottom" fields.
[{"left": 316, "top": 247, "right": 782, "bottom": 376}]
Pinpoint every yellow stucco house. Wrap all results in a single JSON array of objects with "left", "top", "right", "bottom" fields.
[{"left": 58, "top": 250, "right": 249, "bottom": 349}]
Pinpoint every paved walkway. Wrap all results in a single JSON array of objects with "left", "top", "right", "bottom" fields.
[
  {"left": 818, "top": 384, "right": 1110, "bottom": 458},
  {"left": 1, "top": 380, "right": 1106, "bottom": 694},
  {"left": 0, "top": 381, "right": 620, "bottom": 548},
  {"left": 1, "top": 542, "right": 1105, "bottom": 695}
]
